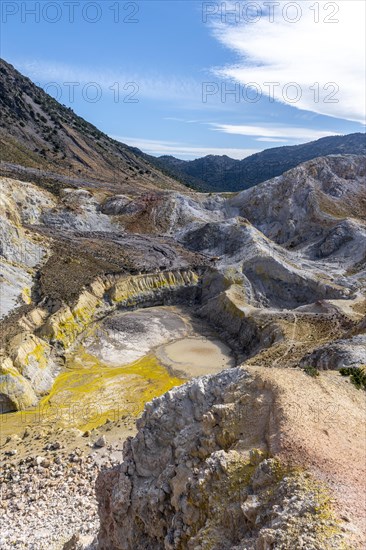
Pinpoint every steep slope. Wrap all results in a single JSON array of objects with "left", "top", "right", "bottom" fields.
[
  {"left": 148, "top": 133, "right": 366, "bottom": 192},
  {"left": 0, "top": 59, "right": 186, "bottom": 194}
]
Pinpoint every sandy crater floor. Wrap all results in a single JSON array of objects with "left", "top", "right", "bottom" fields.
[{"left": 157, "top": 337, "right": 235, "bottom": 377}]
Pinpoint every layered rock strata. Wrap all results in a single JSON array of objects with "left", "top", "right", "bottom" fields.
[{"left": 0, "top": 270, "right": 201, "bottom": 412}]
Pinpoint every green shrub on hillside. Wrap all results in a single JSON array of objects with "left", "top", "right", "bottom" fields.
[
  {"left": 303, "top": 365, "right": 320, "bottom": 377},
  {"left": 339, "top": 367, "right": 366, "bottom": 390}
]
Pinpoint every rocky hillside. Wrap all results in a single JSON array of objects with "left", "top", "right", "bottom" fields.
[
  {"left": 147, "top": 133, "right": 366, "bottom": 191},
  {"left": 229, "top": 154, "right": 366, "bottom": 247},
  {"left": 0, "top": 59, "right": 186, "bottom": 195}
]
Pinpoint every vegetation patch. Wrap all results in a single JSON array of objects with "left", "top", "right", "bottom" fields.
[
  {"left": 339, "top": 366, "right": 366, "bottom": 390},
  {"left": 303, "top": 365, "right": 320, "bottom": 377}
]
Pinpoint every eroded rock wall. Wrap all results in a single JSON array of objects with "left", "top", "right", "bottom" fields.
[{"left": 96, "top": 367, "right": 348, "bottom": 550}]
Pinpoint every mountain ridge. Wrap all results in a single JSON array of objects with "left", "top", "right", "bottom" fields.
[{"left": 142, "top": 132, "right": 366, "bottom": 192}]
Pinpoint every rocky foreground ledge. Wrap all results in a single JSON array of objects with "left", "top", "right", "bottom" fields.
[
  {"left": 0, "top": 351, "right": 364, "bottom": 550},
  {"left": 95, "top": 366, "right": 365, "bottom": 550}
]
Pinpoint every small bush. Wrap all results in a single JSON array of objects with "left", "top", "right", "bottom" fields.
[
  {"left": 303, "top": 365, "right": 320, "bottom": 377},
  {"left": 339, "top": 367, "right": 366, "bottom": 390}
]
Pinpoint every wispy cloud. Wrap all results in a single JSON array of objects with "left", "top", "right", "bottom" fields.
[
  {"left": 209, "top": 124, "right": 340, "bottom": 142},
  {"left": 14, "top": 59, "right": 201, "bottom": 102},
  {"left": 164, "top": 117, "right": 202, "bottom": 123},
  {"left": 112, "top": 136, "right": 259, "bottom": 160},
  {"left": 209, "top": 1, "right": 366, "bottom": 123},
  {"left": 255, "top": 138, "right": 288, "bottom": 143}
]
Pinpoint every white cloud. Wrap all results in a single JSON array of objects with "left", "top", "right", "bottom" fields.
[
  {"left": 209, "top": 124, "right": 340, "bottom": 142},
  {"left": 112, "top": 136, "right": 259, "bottom": 160},
  {"left": 210, "top": 1, "right": 366, "bottom": 123}
]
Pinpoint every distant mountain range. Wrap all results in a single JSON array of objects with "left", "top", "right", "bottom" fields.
[
  {"left": 0, "top": 59, "right": 185, "bottom": 194},
  {"left": 140, "top": 133, "right": 366, "bottom": 192}
]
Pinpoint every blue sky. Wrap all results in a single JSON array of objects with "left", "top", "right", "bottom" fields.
[{"left": 1, "top": 1, "right": 365, "bottom": 159}]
